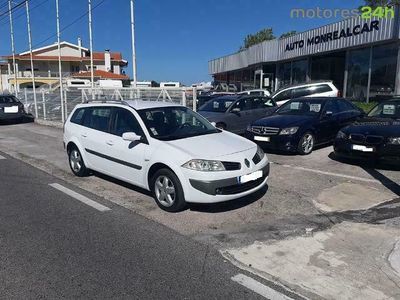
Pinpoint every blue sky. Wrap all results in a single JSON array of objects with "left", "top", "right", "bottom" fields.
[{"left": 0, "top": 0, "right": 364, "bottom": 85}]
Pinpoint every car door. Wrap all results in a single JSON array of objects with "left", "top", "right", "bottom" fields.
[
  {"left": 318, "top": 99, "right": 341, "bottom": 142},
  {"left": 225, "top": 98, "right": 248, "bottom": 133},
  {"left": 79, "top": 106, "right": 114, "bottom": 174},
  {"left": 102, "top": 107, "right": 149, "bottom": 188}
]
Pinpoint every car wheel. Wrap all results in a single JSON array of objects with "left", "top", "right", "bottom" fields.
[
  {"left": 151, "top": 168, "right": 186, "bottom": 212},
  {"left": 298, "top": 132, "right": 315, "bottom": 155},
  {"left": 216, "top": 122, "right": 226, "bottom": 130},
  {"left": 68, "top": 146, "right": 89, "bottom": 177}
]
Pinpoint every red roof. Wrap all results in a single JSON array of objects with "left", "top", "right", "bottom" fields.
[{"left": 72, "top": 70, "right": 129, "bottom": 80}]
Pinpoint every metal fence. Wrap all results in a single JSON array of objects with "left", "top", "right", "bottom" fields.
[{"left": 17, "top": 87, "right": 198, "bottom": 122}]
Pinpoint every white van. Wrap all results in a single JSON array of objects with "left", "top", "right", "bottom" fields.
[
  {"left": 66, "top": 79, "right": 91, "bottom": 88},
  {"left": 98, "top": 80, "right": 123, "bottom": 88}
]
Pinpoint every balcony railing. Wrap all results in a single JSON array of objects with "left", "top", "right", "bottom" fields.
[{"left": 9, "top": 71, "right": 72, "bottom": 78}]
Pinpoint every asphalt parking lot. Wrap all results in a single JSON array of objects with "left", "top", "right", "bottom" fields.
[{"left": 0, "top": 122, "right": 399, "bottom": 299}]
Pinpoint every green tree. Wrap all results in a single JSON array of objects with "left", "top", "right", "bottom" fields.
[
  {"left": 279, "top": 30, "right": 297, "bottom": 39},
  {"left": 240, "top": 28, "right": 275, "bottom": 50},
  {"left": 362, "top": 0, "right": 400, "bottom": 7}
]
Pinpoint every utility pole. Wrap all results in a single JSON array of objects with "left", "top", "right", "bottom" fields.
[
  {"left": 55, "top": 0, "right": 65, "bottom": 122},
  {"left": 88, "top": 0, "right": 94, "bottom": 99},
  {"left": 130, "top": 0, "right": 137, "bottom": 88},
  {"left": 26, "top": 0, "right": 38, "bottom": 117},
  {"left": 8, "top": 0, "right": 18, "bottom": 96}
]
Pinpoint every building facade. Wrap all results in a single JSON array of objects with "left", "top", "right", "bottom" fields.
[
  {"left": 209, "top": 9, "right": 400, "bottom": 102},
  {"left": 1, "top": 39, "right": 128, "bottom": 92}
]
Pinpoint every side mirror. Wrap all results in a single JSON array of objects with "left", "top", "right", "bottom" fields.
[{"left": 122, "top": 132, "right": 141, "bottom": 142}]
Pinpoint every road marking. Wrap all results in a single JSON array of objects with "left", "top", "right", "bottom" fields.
[
  {"left": 49, "top": 183, "right": 111, "bottom": 212},
  {"left": 0, "top": 155, "right": 5, "bottom": 160},
  {"left": 232, "top": 274, "right": 295, "bottom": 300},
  {"left": 277, "top": 163, "right": 381, "bottom": 184}
]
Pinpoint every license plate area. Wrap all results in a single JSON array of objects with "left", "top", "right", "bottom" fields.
[
  {"left": 254, "top": 136, "right": 270, "bottom": 142},
  {"left": 352, "top": 144, "right": 375, "bottom": 152},
  {"left": 238, "top": 170, "right": 263, "bottom": 184},
  {"left": 4, "top": 106, "right": 18, "bottom": 113}
]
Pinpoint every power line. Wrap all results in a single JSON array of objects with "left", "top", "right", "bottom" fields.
[
  {"left": 0, "top": 0, "right": 25, "bottom": 18},
  {"left": 31, "top": 0, "right": 107, "bottom": 49},
  {"left": 0, "top": 0, "right": 48, "bottom": 26}
]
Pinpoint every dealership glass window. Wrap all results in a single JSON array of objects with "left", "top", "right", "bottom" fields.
[
  {"left": 346, "top": 48, "right": 370, "bottom": 102},
  {"left": 369, "top": 43, "right": 397, "bottom": 102},
  {"left": 278, "top": 62, "right": 291, "bottom": 88},
  {"left": 291, "top": 59, "right": 307, "bottom": 84}
]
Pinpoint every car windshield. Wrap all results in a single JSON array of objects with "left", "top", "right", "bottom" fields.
[
  {"left": 0, "top": 96, "right": 18, "bottom": 104},
  {"left": 276, "top": 99, "right": 324, "bottom": 116},
  {"left": 368, "top": 101, "right": 400, "bottom": 119},
  {"left": 137, "top": 106, "right": 219, "bottom": 141},
  {"left": 198, "top": 97, "right": 236, "bottom": 112}
]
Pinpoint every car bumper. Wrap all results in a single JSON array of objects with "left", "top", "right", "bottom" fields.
[
  {"left": 182, "top": 160, "right": 270, "bottom": 204},
  {"left": 334, "top": 138, "right": 400, "bottom": 161},
  {"left": 244, "top": 131, "right": 299, "bottom": 152},
  {"left": 0, "top": 111, "right": 24, "bottom": 120}
]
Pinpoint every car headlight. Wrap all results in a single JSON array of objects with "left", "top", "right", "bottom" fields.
[
  {"left": 279, "top": 127, "right": 299, "bottom": 135},
  {"left": 388, "top": 137, "right": 400, "bottom": 145},
  {"left": 256, "top": 145, "right": 265, "bottom": 159},
  {"left": 182, "top": 159, "right": 226, "bottom": 171},
  {"left": 336, "top": 131, "right": 348, "bottom": 139}
]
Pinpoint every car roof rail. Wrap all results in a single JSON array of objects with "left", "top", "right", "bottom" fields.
[{"left": 83, "top": 99, "right": 130, "bottom": 106}]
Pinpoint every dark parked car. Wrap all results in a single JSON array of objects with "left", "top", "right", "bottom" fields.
[
  {"left": 196, "top": 92, "right": 234, "bottom": 108},
  {"left": 334, "top": 99, "right": 400, "bottom": 162},
  {"left": 0, "top": 95, "right": 26, "bottom": 123},
  {"left": 198, "top": 95, "right": 277, "bottom": 134},
  {"left": 245, "top": 97, "right": 363, "bottom": 155}
]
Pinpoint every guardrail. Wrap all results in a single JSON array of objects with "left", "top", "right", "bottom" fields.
[{"left": 17, "top": 86, "right": 198, "bottom": 123}]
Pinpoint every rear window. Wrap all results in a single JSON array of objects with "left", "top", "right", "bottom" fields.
[
  {"left": 0, "top": 96, "right": 18, "bottom": 104},
  {"left": 70, "top": 108, "right": 85, "bottom": 125},
  {"left": 82, "top": 107, "right": 112, "bottom": 132},
  {"left": 292, "top": 84, "right": 333, "bottom": 98}
]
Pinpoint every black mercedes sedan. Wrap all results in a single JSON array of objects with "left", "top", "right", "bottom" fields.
[
  {"left": 245, "top": 97, "right": 363, "bottom": 155},
  {"left": 0, "top": 95, "right": 26, "bottom": 123},
  {"left": 334, "top": 99, "right": 400, "bottom": 162}
]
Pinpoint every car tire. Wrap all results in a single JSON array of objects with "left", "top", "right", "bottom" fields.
[
  {"left": 298, "top": 132, "right": 315, "bottom": 155},
  {"left": 151, "top": 168, "right": 187, "bottom": 212},
  {"left": 216, "top": 122, "right": 226, "bottom": 130},
  {"left": 68, "top": 146, "right": 90, "bottom": 177}
]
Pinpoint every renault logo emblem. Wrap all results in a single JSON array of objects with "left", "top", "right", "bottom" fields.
[{"left": 244, "top": 159, "right": 250, "bottom": 168}]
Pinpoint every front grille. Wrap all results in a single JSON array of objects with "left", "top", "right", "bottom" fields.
[
  {"left": 350, "top": 134, "right": 384, "bottom": 145},
  {"left": 252, "top": 152, "right": 262, "bottom": 165},
  {"left": 251, "top": 126, "right": 279, "bottom": 136},
  {"left": 365, "top": 135, "right": 384, "bottom": 144},
  {"left": 222, "top": 161, "right": 241, "bottom": 171},
  {"left": 217, "top": 177, "right": 265, "bottom": 195}
]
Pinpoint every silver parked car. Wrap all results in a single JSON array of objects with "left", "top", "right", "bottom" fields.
[{"left": 198, "top": 95, "right": 277, "bottom": 134}]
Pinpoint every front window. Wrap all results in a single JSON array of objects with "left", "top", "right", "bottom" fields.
[
  {"left": 138, "top": 106, "right": 219, "bottom": 141},
  {"left": 198, "top": 97, "right": 236, "bottom": 113},
  {"left": 276, "top": 99, "right": 325, "bottom": 116},
  {"left": 368, "top": 101, "right": 400, "bottom": 119}
]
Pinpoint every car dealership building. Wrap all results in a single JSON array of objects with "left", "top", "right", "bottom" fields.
[{"left": 208, "top": 10, "right": 400, "bottom": 102}]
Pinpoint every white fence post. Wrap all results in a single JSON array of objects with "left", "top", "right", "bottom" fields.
[
  {"left": 42, "top": 90, "right": 46, "bottom": 120},
  {"left": 24, "top": 88, "right": 28, "bottom": 106},
  {"left": 182, "top": 90, "right": 186, "bottom": 107},
  {"left": 192, "top": 87, "right": 197, "bottom": 111},
  {"left": 64, "top": 89, "right": 68, "bottom": 118}
]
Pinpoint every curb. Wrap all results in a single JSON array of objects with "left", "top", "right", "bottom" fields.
[{"left": 34, "top": 118, "right": 63, "bottom": 129}]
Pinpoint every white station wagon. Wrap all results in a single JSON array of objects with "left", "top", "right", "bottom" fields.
[{"left": 63, "top": 100, "right": 270, "bottom": 212}]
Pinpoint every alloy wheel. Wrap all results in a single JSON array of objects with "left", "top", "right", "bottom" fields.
[
  {"left": 70, "top": 149, "right": 82, "bottom": 173},
  {"left": 154, "top": 175, "right": 176, "bottom": 207},
  {"left": 302, "top": 133, "right": 314, "bottom": 154}
]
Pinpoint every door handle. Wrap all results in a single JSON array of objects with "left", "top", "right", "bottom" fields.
[
  {"left": 106, "top": 141, "right": 114, "bottom": 146},
  {"left": 81, "top": 134, "right": 87, "bottom": 138}
]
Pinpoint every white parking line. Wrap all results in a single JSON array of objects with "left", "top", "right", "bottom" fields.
[
  {"left": 277, "top": 163, "right": 381, "bottom": 184},
  {"left": 49, "top": 183, "right": 111, "bottom": 212},
  {"left": 0, "top": 154, "right": 5, "bottom": 160},
  {"left": 232, "top": 274, "right": 295, "bottom": 300}
]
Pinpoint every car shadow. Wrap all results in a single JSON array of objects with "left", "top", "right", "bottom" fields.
[
  {"left": 188, "top": 185, "right": 268, "bottom": 213},
  {"left": 328, "top": 152, "right": 400, "bottom": 197}
]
